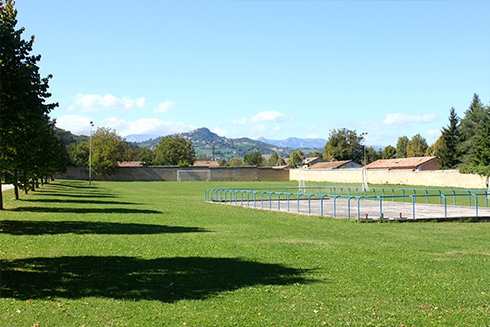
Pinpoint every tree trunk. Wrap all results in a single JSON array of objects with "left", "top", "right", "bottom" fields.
[
  {"left": 14, "top": 171, "right": 19, "bottom": 200},
  {"left": 0, "top": 178, "right": 4, "bottom": 210}
]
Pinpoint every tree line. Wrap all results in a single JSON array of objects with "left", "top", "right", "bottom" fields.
[{"left": 0, "top": 0, "right": 68, "bottom": 209}]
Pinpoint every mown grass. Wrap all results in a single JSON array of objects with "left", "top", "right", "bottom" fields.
[{"left": 1, "top": 180, "right": 489, "bottom": 326}]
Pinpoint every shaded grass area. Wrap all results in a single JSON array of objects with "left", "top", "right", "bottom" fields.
[{"left": 1, "top": 180, "right": 490, "bottom": 326}]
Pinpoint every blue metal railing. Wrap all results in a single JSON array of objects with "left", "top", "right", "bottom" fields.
[{"left": 205, "top": 186, "right": 489, "bottom": 221}]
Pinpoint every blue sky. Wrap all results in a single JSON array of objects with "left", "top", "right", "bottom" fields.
[{"left": 15, "top": 0, "right": 490, "bottom": 146}]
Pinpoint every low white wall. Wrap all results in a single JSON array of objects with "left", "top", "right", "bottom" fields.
[{"left": 290, "top": 168, "right": 489, "bottom": 189}]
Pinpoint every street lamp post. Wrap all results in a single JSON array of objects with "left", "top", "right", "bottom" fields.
[
  {"left": 89, "top": 121, "right": 94, "bottom": 185},
  {"left": 361, "top": 132, "right": 368, "bottom": 191}
]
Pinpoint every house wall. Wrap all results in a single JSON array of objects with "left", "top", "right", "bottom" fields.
[
  {"left": 290, "top": 168, "right": 489, "bottom": 189},
  {"left": 55, "top": 166, "right": 289, "bottom": 182},
  {"left": 419, "top": 160, "right": 439, "bottom": 171}
]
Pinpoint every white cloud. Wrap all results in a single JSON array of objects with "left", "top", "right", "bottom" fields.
[
  {"left": 231, "top": 117, "right": 248, "bottom": 125},
  {"left": 114, "top": 118, "right": 194, "bottom": 137},
  {"left": 306, "top": 125, "right": 330, "bottom": 132},
  {"left": 54, "top": 115, "right": 194, "bottom": 137},
  {"left": 231, "top": 111, "right": 293, "bottom": 126},
  {"left": 381, "top": 113, "right": 438, "bottom": 130},
  {"left": 211, "top": 127, "right": 229, "bottom": 137},
  {"left": 55, "top": 115, "right": 94, "bottom": 134},
  {"left": 153, "top": 100, "right": 176, "bottom": 114},
  {"left": 250, "top": 111, "right": 293, "bottom": 123},
  {"left": 425, "top": 129, "right": 441, "bottom": 143},
  {"left": 67, "top": 93, "right": 147, "bottom": 112}
]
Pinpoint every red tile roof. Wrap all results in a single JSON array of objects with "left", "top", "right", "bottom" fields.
[
  {"left": 193, "top": 160, "right": 220, "bottom": 167},
  {"left": 117, "top": 161, "right": 145, "bottom": 167},
  {"left": 364, "top": 156, "right": 437, "bottom": 169},
  {"left": 309, "top": 160, "right": 353, "bottom": 169},
  {"left": 272, "top": 165, "right": 290, "bottom": 169}
]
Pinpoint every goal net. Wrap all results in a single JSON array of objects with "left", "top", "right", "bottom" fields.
[{"left": 176, "top": 169, "right": 211, "bottom": 182}]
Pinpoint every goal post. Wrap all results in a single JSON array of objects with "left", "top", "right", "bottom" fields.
[{"left": 176, "top": 169, "right": 211, "bottom": 182}]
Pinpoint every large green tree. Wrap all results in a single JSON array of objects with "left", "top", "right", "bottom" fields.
[
  {"left": 396, "top": 136, "right": 409, "bottom": 158},
  {"left": 458, "top": 94, "right": 487, "bottom": 167},
  {"left": 288, "top": 151, "right": 302, "bottom": 168},
  {"left": 406, "top": 134, "right": 428, "bottom": 157},
  {"left": 323, "top": 128, "right": 362, "bottom": 162},
  {"left": 435, "top": 107, "right": 461, "bottom": 169},
  {"left": 229, "top": 158, "right": 243, "bottom": 166},
  {"left": 243, "top": 151, "right": 264, "bottom": 167},
  {"left": 267, "top": 152, "right": 286, "bottom": 166},
  {"left": 153, "top": 135, "right": 196, "bottom": 166},
  {"left": 90, "top": 127, "right": 128, "bottom": 176},
  {"left": 381, "top": 145, "right": 396, "bottom": 159},
  {"left": 470, "top": 111, "right": 490, "bottom": 174}
]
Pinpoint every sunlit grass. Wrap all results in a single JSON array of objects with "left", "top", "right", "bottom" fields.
[{"left": 1, "top": 180, "right": 489, "bottom": 326}]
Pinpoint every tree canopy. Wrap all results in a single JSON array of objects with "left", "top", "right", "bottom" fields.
[
  {"left": 323, "top": 128, "right": 362, "bottom": 162},
  {"left": 90, "top": 127, "right": 128, "bottom": 176},
  {"left": 243, "top": 151, "right": 264, "bottom": 167},
  {"left": 153, "top": 135, "right": 196, "bottom": 166},
  {"left": 406, "top": 134, "right": 428, "bottom": 157}
]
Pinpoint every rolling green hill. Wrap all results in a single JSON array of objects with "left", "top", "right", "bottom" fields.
[{"left": 136, "top": 127, "right": 322, "bottom": 161}]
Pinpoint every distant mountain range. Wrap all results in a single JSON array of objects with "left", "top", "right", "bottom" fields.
[
  {"left": 135, "top": 127, "right": 324, "bottom": 161},
  {"left": 257, "top": 136, "right": 327, "bottom": 149}
]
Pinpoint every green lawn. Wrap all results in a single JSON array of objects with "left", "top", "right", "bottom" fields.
[{"left": 1, "top": 180, "right": 489, "bottom": 326}]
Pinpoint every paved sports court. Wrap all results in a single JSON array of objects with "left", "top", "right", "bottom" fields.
[{"left": 217, "top": 197, "right": 490, "bottom": 222}]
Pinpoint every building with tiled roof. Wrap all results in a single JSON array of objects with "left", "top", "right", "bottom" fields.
[
  {"left": 193, "top": 160, "right": 220, "bottom": 167},
  {"left": 309, "top": 160, "right": 362, "bottom": 170},
  {"left": 302, "top": 157, "right": 324, "bottom": 167},
  {"left": 364, "top": 156, "right": 439, "bottom": 171}
]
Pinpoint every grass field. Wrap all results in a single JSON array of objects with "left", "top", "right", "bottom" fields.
[{"left": 1, "top": 179, "right": 489, "bottom": 326}]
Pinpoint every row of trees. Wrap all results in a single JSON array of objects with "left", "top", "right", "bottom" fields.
[
  {"left": 66, "top": 130, "right": 197, "bottom": 176},
  {"left": 320, "top": 93, "right": 490, "bottom": 176},
  {"left": 0, "top": 0, "right": 68, "bottom": 209},
  {"left": 437, "top": 94, "right": 490, "bottom": 175}
]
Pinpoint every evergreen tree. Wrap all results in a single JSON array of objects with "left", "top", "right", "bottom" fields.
[
  {"left": 288, "top": 151, "right": 302, "bottom": 168},
  {"left": 365, "top": 146, "right": 379, "bottom": 164},
  {"left": 458, "top": 94, "right": 486, "bottom": 167},
  {"left": 406, "top": 134, "right": 428, "bottom": 157},
  {"left": 243, "top": 151, "right": 264, "bottom": 167},
  {"left": 267, "top": 152, "right": 280, "bottom": 166},
  {"left": 396, "top": 136, "right": 409, "bottom": 158},
  {"left": 435, "top": 107, "right": 461, "bottom": 169},
  {"left": 381, "top": 145, "right": 396, "bottom": 159},
  {"left": 469, "top": 110, "right": 490, "bottom": 175}
]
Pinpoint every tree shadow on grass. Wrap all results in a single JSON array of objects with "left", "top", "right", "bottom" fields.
[
  {"left": 10, "top": 207, "right": 163, "bottom": 214},
  {"left": 21, "top": 198, "right": 141, "bottom": 205},
  {"left": 0, "top": 220, "right": 207, "bottom": 235},
  {"left": 1, "top": 256, "right": 313, "bottom": 302},
  {"left": 32, "top": 192, "right": 116, "bottom": 198}
]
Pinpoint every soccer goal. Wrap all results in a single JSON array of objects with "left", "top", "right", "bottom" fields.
[{"left": 176, "top": 169, "right": 211, "bottom": 182}]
